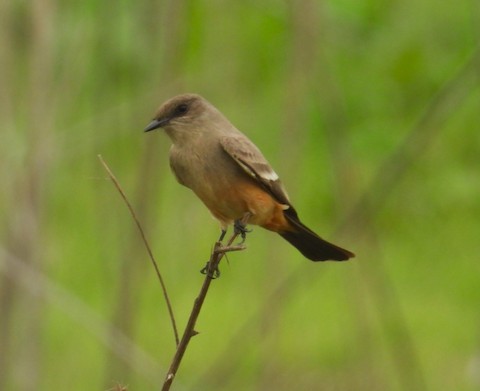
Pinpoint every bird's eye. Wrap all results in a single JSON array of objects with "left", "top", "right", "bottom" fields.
[{"left": 175, "top": 103, "right": 189, "bottom": 116}]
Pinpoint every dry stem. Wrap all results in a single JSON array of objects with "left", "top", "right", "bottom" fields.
[
  {"left": 98, "top": 155, "right": 179, "bottom": 346},
  {"left": 161, "top": 218, "right": 248, "bottom": 391}
]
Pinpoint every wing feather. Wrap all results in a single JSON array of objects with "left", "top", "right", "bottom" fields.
[{"left": 220, "top": 136, "right": 292, "bottom": 208}]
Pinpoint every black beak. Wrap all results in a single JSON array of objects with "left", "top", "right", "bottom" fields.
[{"left": 144, "top": 118, "right": 169, "bottom": 132}]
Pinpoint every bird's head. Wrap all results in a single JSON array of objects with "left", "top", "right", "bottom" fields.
[{"left": 144, "top": 93, "right": 230, "bottom": 144}]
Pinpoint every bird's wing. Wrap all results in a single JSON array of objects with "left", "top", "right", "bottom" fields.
[{"left": 220, "top": 135, "right": 292, "bottom": 208}]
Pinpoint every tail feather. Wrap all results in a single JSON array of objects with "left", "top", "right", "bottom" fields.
[{"left": 280, "top": 214, "right": 354, "bottom": 262}]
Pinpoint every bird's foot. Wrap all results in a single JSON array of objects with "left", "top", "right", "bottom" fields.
[
  {"left": 234, "top": 219, "right": 252, "bottom": 244},
  {"left": 199, "top": 242, "right": 247, "bottom": 278},
  {"left": 200, "top": 261, "right": 221, "bottom": 279}
]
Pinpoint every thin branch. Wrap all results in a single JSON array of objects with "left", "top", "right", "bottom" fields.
[
  {"left": 161, "top": 217, "right": 248, "bottom": 391},
  {"left": 98, "top": 155, "right": 179, "bottom": 346}
]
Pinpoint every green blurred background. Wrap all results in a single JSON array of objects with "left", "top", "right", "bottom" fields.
[{"left": 1, "top": 1, "right": 479, "bottom": 390}]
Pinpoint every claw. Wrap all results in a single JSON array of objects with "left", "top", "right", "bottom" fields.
[
  {"left": 200, "top": 262, "right": 221, "bottom": 279},
  {"left": 234, "top": 219, "right": 252, "bottom": 244}
]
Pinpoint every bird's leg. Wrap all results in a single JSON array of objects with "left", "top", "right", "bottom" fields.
[
  {"left": 234, "top": 213, "right": 252, "bottom": 244},
  {"left": 201, "top": 230, "right": 226, "bottom": 278},
  {"left": 201, "top": 216, "right": 251, "bottom": 278},
  {"left": 218, "top": 228, "right": 227, "bottom": 242}
]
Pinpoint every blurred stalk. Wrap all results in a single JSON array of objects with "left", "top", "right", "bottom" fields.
[
  {"left": 0, "top": 1, "right": 56, "bottom": 390},
  {"left": 279, "top": 0, "right": 319, "bottom": 181},
  {"left": 313, "top": 17, "right": 357, "bottom": 205},
  {"left": 337, "top": 44, "right": 480, "bottom": 391},
  {"left": 102, "top": 0, "right": 188, "bottom": 387},
  {"left": 0, "top": 1, "right": 14, "bottom": 125},
  {"left": 315, "top": 4, "right": 426, "bottom": 389},
  {"left": 344, "top": 46, "right": 480, "bottom": 227},
  {"left": 0, "top": 246, "right": 162, "bottom": 386},
  {"left": 311, "top": 3, "right": 383, "bottom": 390},
  {"left": 255, "top": 1, "right": 323, "bottom": 390},
  {"left": 0, "top": 1, "right": 16, "bottom": 389}
]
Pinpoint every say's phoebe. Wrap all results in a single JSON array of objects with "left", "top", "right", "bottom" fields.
[{"left": 144, "top": 94, "right": 354, "bottom": 261}]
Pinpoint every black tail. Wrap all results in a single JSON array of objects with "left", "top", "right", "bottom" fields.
[{"left": 280, "top": 214, "right": 354, "bottom": 262}]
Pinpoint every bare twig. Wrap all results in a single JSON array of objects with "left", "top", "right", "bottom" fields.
[
  {"left": 214, "top": 244, "right": 246, "bottom": 253},
  {"left": 161, "top": 216, "right": 249, "bottom": 391},
  {"left": 98, "top": 155, "right": 179, "bottom": 346}
]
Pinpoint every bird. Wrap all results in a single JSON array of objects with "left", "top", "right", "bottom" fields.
[{"left": 144, "top": 93, "right": 354, "bottom": 262}]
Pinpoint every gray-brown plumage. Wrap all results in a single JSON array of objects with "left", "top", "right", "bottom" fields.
[{"left": 144, "top": 93, "right": 354, "bottom": 261}]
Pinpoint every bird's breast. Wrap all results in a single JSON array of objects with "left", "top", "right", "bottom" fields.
[{"left": 168, "top": 142, "right": 286, "bottom": 228}]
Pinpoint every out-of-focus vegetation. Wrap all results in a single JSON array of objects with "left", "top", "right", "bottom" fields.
[{"left": 1, "top": 1, "right": 479, "bottom": 390}]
